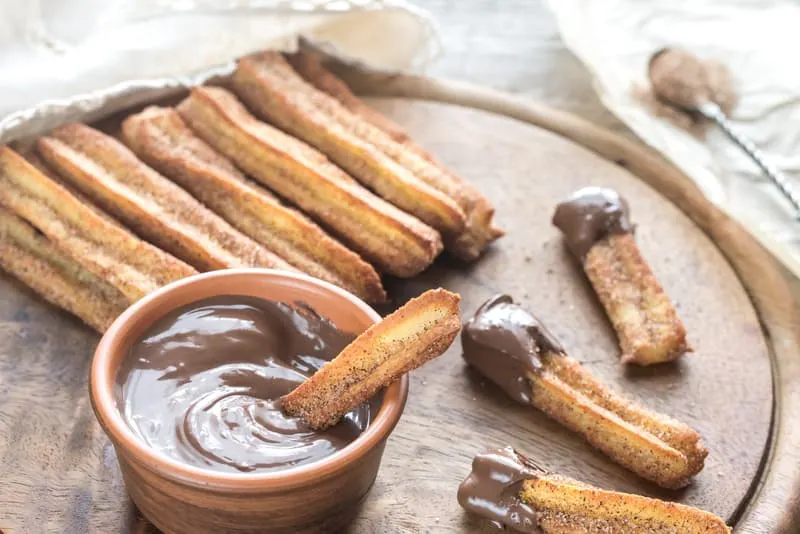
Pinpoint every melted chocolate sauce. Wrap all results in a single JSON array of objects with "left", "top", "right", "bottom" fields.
[
  {"left": 552, "top": 187, "right": 632, "bottom": 259},
  {"left": 118, "top": 296, "right": 372, "bottom": 473}
]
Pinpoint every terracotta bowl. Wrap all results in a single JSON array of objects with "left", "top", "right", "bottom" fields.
[{"left": 89, "top": 269, "right": 409, "bottom": 534}]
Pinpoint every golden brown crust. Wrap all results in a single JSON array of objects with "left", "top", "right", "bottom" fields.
[
  {"left": 522, "top": 473, "right": 730, "bottom": 532},
  {"left": 231, "top": 53, "right": 467, "bottom": 238},
  {"left": 530, "top": 351, "right": 706, "bottom": 488},
  {"left": 0, "top": 206, "right": 130, "bottom": 332},
  {"left": 286, "top": 50, "right": 504, "bottom": 260},
  {"left": 584, "top": 233, "right": 690, "bottom": 365},
  {"left": 121, "top": 106, "right": 386, "bottom": 302},
  {"left": 0, "top": 146, "right": 195, "bottom": 302},
  {"left": 283, "top": 288, "right": 461, "bottom": 429},
  {"left": 177, "top": 86, "right": 443, "bottom": 277},
  {"left": 36, "top": 124, "right": 296, "bottom": 273}
]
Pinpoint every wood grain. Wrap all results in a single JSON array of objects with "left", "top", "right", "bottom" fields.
[{"left": 0, "top": 92, "right": 780, "bottom": 533}]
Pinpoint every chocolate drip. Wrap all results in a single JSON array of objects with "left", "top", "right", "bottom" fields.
[
  {"left": 552, "top": 187, "right": 632, "bottom": 259},
  {"left": 457, "top": 447, "right": 545, "bottom": 533},
  {"left": 118, "top": 296, "right": 372, "bottom": 474},
  {"left": 462, "top": 295, "right": 564, "bottom": 404}
]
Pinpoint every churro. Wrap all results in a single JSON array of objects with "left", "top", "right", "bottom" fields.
[
  {"left": 0, "top": 146, "right": 194, "bottom": 302},
  {"left": 177, "top": 86, "right": 442, "bottom": 277},
  {"left": 232, "top": 52, "right": 467, "bottom": 238},
  {"left": 552, "top": 187, "right": 690, "bottom": 365},
  {"left": 458, "top": 447, "right": 730, "bottom": 533},
  {"left": 121, "top": 106, "right": 386, "bottom": 302},
  {"left": 286, "top": 49, "right": 504, "bottom": 260},
  {"left": 36, "top": 124, "right": 296, "bottom": 273},
  {"left": 283, "top": 288, "right": 461, "bottom": 429},
  {"left": 0, "top": 206, "right": 129, "bottom": 332},
  {"left": 462, "top": 295, "right": 706, "bottom": 488}
]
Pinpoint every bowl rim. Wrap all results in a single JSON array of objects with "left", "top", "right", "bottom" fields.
[{"left": 90, "top": 268, "right": 409, "bottom": 491}]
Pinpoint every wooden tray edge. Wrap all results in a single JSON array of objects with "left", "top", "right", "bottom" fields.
[{"left": 337, "top": 70, "right": 800, "bottom": 532}]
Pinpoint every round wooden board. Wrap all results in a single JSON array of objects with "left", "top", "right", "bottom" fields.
[{"left": 0, "top": 77, "right": 797, "bottom": 533}]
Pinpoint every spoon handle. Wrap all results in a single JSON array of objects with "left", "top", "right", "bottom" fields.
[{"left": 697, "top": 102, "right": 800, "bottom": 218}]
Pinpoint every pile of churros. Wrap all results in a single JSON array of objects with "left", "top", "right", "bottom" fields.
[{"left": 0, "top": 50, "right": 502, "bottom": 332}]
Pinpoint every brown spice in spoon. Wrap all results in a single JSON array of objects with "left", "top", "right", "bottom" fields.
[{"left": 636, "top": 48, "right": 737, "bottom": 137}]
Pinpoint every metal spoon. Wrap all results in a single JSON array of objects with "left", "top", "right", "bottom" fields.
[{"left": 649, "top": 48, "right": 800, "bottom": 218}]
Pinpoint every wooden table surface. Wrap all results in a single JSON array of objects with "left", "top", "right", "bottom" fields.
[{"left": 417, "top": 0, "right": 800, "bottom": 296}]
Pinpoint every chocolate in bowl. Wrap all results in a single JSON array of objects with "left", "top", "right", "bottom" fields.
[{"left": 90, "top": 269, "right": 409, "bottom": 534}]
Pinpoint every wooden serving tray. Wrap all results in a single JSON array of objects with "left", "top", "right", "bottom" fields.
[{"left": 1, "top": 73, "right": 798, "bottom": 533}]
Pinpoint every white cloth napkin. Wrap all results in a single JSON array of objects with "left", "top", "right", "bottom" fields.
[
  {"left": 543, "top": 0, "right": 800, "bottom": 277},
  {"left": 0, "top": 0, "right": 438, "bottom": 139}
]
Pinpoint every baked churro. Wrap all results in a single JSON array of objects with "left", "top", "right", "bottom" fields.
[
  {"left": 121, "top": 106, "right": 386, "bottom": 302},
  {"left": 177, "top": 86, "right": 443, "bottom": 277},
  {"left": 552, "top": 187, "right": 690, "bottom": 365},
  {"left": 0, "top": 206, "right": 129, "bottom": 332},
  {"left": 0, "top": 146, "right": 195, "bottom": 302},
  {"left": 232, "top": 52, "right": 467, "bottom": 239},
  {"left": 458, "top": 447, "right": 730, "bottom": 533},
  {"left": 283, "top": 288, "right": 461, "bottom": 430},
  {"left": 286, "top": 49, "right": 504, "bottom": 260},
  {"left": 462, "top": 295, "right": 706, "bottom": 488},
  {"left": 36, "top": 124, "right": 296, "bottom": 273}
]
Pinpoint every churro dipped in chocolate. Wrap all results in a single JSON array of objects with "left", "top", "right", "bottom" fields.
[
  {"left": 283, "top": 50, "right": 504, "bottom": 260},
  {"left": 283, "top": 288, "right": 461, "bottom": 430},
  {"left": 0, "top": 206, "right": 129, "bottom": 332},
  {"left": 552, "top": 187, "right": 690, "bottom": 365},
  {"left": 458, "top": 447, "right": 730, "bottom": 533},
  {"left": 177, "top": 86, "right": 442, "bottom": 277},
  {"left": 122, "top": 107, "right": 386, "bottom": 303},
  {"left": 232, "top": 52, "right": 467, "bottom": 240},
  {"left": 0, "top": 146, "right": 194, "bottom": 302},
  {"left": 462, "top": 295, "right": 706, "bottom": 488},
  {"left": 36, "top": 124, "right": 296, "bottom": 273}
]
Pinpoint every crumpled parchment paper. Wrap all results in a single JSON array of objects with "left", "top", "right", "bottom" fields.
[
  {"left": 543, "top": 0, "right": 800, "bottom": 278},
  {"left": 0, "top": 0, "right": 438, "bottom": 141}
]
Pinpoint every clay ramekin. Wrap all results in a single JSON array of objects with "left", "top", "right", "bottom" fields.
[{"left": 90, "top": 269, "right": 409, "bottom": 534}]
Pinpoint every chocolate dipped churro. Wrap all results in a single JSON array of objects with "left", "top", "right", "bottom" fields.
[
  {"left": 177, "top": 86, "right": 443, "bottom": 277},
  {"left": 0, "top": 206, "right": 129, "bottom": 332},
  {"left": 286, "top": 49, "right": 504, "bottom": 260},
  {"left": 462, "top": 295, "right": 706, "bottom": 488},
  {"left": 231, "top": 52, "right": 467, "bottom": 239},
  {"left": 0, "top": 146, "right": 195, "bottom": 302},
  {"left": 36, "top": 124, "right": 296, "bottom": 273},
  {"left": 283, "top": 288, "right": 461, "bottom": 430},
  {"left": 552, "top": 187, "right": 690, "bottom": 365},
  {"left": 121, "top": 106, "right": 386, "bottom": 302},
  {"left": 458, "top": 447, "right": 730, "bottom": 533}
]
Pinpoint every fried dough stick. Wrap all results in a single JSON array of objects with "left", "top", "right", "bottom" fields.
[
  {"left": 283, "top": 288, "right": 461, "bottom": 429},
  {"left": 177, "top": 86, "right": 442, "bottom": 277},
  {"left": 0, "top": 146, "right": 194, "bottom": 302},
  {"left": 122, "top": 107, "right": 386, "bottom": 303},
  {"left": 286, "top": 49, "right": 504, "bottom": 260},
  {"left": 0, "top": 207, "right": 129, "bottom": 332},
  {"left": 552, "top": 187, "right": 690, "bottom": 365},
  {"left": 458, "top": 447, "right": 730, "bottom": 533},
  {"left": 462, "top": 295, "right": 705, "bottom": 489},
  {"left": 36, "top": 124, "right": 295, "bottom": 273},
  {"left": 231, "top": 52, "right": 467, "bottom": 239}
]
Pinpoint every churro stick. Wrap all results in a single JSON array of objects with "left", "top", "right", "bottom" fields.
[
  {"left": 462, "top": 295, "right": 706, "bottom": 488},
  {"left": 283, "top": 288, "right": 461, "bottom": 429},
  {"left": 458, "top": 447, "right": 730, "bottom": 533},
  {"left": 286, "top": 49, "right": 504, "bottom": 260},
  {"left": 552, "top": 187, "right": 690, "bottom": 365},
  {"left": 177, "top": 86, "right": 443, "bottom": 277},
  {"left": 0, "top": 146, "right": 194, "bottom": 302},
  {"left": 121, "top": 107, "right": 386, "bottom": 303},
  {"left": 0, "top": 207, "right": 129, "bottom": 332},
  {"left": 36, "top": 124, "right": 296, "bottom": 273},
  {"left": 231, "top": 52, "right": 467, "bottom": 238}
]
